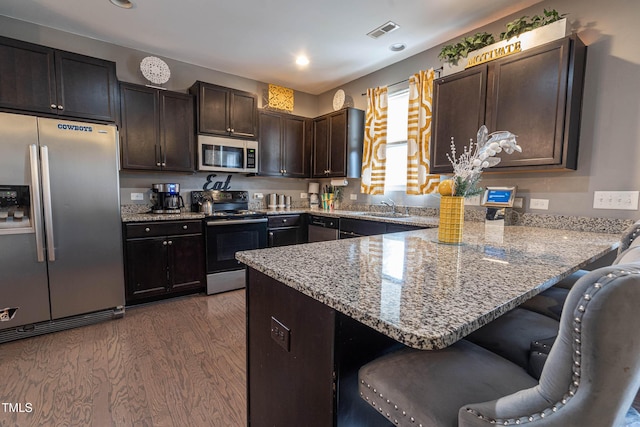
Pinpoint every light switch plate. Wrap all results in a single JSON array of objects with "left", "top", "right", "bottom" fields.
[
  {"left": 300, "top": 192, "right": 308, "bottom": 199},
  {"left": 350, "top": 194, "right": 358, "bottom": 200},
  {"left": 593, "top": 191, "right": 639, "bottom": 210},
  {"left": 130, "top": 192, "right": 144, "bottom": 201}
]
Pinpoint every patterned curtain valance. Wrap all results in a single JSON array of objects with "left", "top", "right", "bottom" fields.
[
  {"left": 406, "top": 69, "right": 439, "bottom": 195},
  {"left": 361, "top": 86, "right": 388, "bottom": 195}
]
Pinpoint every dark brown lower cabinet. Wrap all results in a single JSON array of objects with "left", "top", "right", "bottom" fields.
[
  {"left": 247, "top": 269, "right": 398, "bottom": 426},
  {"left": 267, "top": 214, "right": 306, "bottom": 247},
  {"left": 124, "top": 221, "right": 205, "bottom": 304}
]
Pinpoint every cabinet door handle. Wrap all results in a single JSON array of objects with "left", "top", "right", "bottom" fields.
[
  {"left": 163, "top": 241, "right": 168, "bottom": 245},
  {"left": 155, "top": 145, "right": 161, "bottom": 167},
  {"left": 282, "top": 219, "right": 287, "bottom": 223},
  {"left": 230, "top": 128, "right": 235, "bottom": 133},
  {"left": 57, "top": 105, "right": 64, "bottom": 110},
  {"left": 182, "top": 225, "right": 188, "bottom": 230},
  {"left": 145, "top": 227, "right": 150, "bottom": 232},
  {"left": 50, "top": 104, "right": 57, "bottom": 109},
  {"left": 283, "top": 169, "right": 287, "bottom": 174},
  {"left": 268, "top": 231, "right": 274, "bottom": 247},
  {"left": 227, "top": 127, "right": 231, "bottom": 132},
  {"left": 168, "top": 240, "right": 173, "bottom": 245}
]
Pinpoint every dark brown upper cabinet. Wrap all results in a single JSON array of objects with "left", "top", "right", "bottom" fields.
[
  {"left": 431, "top": 35, "right": 586, "bottom": 173},
  {"left": 0, "top": 36, "right": 118, "bottom": 122},
  {"left": 120, "top": 82, "right": 194, "bottom": 172},
  {"left": 312, "top": 108, "right": 365, "bottom": 178},
  {"left": 189, "top": 81, "right": 258, "bottom": 139},
  {"left": 259, "top": 110, "right": 311, "bottom": 178}
]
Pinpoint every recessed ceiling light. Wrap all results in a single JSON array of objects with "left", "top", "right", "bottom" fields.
[
  {"left": 109, "top": 0, "right": 133, "bottom": 9},
  {"left": 389, "top": 43, "right": 406, "bottom": 52},
  {"left": 295, "top": 56, "right": 310, "bottom": 66}
]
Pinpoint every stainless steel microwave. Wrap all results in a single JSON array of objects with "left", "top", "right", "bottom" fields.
[{"left": 197, "top": 135, "right": 258, "bottom": 173}]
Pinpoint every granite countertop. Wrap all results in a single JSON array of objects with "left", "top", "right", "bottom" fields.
[
  {"left": 120, "top": 207, "right": 436, "bottom": 226},
  {"left": 260, "top": 208, "right": 440, "bottom": 228},
  {"left": 236, "top": 222, "right": 620, "bottom": 350},
  {"left": 121, "top": 212, "right": 205, "bottom": 223}
]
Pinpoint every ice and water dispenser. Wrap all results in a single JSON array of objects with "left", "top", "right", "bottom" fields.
[{"left": 0, "top": 185, "right": 31, "bottom": 233}]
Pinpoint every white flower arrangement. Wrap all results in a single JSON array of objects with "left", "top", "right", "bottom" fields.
[{"left": 446, "top": 125, "right": 521, "bottom": 197}]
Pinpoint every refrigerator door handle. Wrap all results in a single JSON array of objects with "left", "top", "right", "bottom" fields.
[
  {"left": 40, "top": 145, "right": 56, "bottom": 262},
  {"left": 29, "top": 144, "right": 46, "bottom": 263}
]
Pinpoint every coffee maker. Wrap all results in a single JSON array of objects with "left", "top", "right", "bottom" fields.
[{"left": 151, "top": 183, "right": 184, "bottom": 214}]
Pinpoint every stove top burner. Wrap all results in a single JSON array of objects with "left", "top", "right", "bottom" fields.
[{"left": 191, "top": 190, "right": 255, "bottom": 215}]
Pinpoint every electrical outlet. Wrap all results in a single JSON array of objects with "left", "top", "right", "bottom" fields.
[
  {"left": 130, "top": 192, "right": 144, "bottom": 201},
  {"left": 464, "top": 195, "right": 481, "bottom": 206},
  {"left": 530, "top": 198, "right": 549, "bottom": 210},
  {"left": 350, "top": 194, "right": 358, "bottom": 201},
  {"left": 254, "top": 193, "right": 263, "bottom": 199},
  {"left": 593, "top": 191, "right": 639, "bottom": 210},
  {"left": 513, "top": 197, "right": 523, "bottom": 208},
  {"left": 300, "top": 192, "right": 308, "bottom": 199},
  {"left": 270, "top": 316, "right": 290, "bottom": 352}
]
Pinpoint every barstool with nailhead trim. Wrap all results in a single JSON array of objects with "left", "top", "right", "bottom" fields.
[{"left": 358, "top": 261, "right": 640, "bottom": 426}]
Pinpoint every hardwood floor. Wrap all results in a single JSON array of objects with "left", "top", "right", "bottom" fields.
[{"left": 0, "top": 290, "right": 247, "bottom": 426}]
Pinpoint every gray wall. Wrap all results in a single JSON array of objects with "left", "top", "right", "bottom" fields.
[
  {"left": 318, "top": 0, "right": 640, "bottom": 220},
  {"left": 2, "top": 0, "right": 638, "bottom": 219}
]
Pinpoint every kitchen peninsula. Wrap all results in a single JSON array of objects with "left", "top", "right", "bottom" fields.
[{"left": 237, "top": 223, "right": 620, "bottom": 426}]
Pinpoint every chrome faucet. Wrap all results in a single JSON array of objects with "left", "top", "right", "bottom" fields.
[{"left": 381, "top": 198, "right": 396, "bottom": 214}]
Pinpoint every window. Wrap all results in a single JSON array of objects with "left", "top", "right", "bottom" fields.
[{"left": 384, "top": 89, "right": 409, "bottom": 192}]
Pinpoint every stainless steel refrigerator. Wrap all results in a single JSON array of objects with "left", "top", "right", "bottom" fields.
[{"left": 0, "top": 112, "right": 124, "bottom": 342}]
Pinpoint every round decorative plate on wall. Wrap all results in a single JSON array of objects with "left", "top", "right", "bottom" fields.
[
  {"left": 333, "top": 89, "right": 345, "bottom": 111},
  {"left": 140, "top": 56, "right": 171, "bottom": 85}
]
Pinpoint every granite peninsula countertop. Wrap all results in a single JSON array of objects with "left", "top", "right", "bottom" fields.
[{"left": 236, "top": 222, "right": 620, "bottom": 350}]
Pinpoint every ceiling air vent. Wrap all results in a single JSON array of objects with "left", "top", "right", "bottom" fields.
[{"left": 367, "top": 21, "right": 400, "bottom": 39}]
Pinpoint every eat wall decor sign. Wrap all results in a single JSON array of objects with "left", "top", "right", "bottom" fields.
[{"left": 202, "top": 174, "right": 232, "bottom": 191}]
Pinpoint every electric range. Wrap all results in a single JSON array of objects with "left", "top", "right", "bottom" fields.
[{"left": 191, "top": 190, "right": 268, "bottom": 294}]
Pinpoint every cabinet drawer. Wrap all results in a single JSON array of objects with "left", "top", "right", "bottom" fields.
[
  {"left": 268, "top": 215, "right": 302, "bottom": 228},
  {"left": 339, "top": 218, "right": 386, "bottom": 236},
  {"left": 125, "top": 220, "right": 203, "bottom": 238}
]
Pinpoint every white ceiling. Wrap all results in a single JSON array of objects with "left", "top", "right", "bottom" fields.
[{"left": 0, "top": 0, "right": 543, "bottom": 95}]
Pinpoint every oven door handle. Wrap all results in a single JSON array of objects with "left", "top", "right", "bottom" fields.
[{"left": 206, "top": 218, "right": 268, "bottom": 226}]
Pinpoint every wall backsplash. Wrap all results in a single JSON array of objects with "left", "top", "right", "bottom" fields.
[
  {"left": 120, "top": 171, "right": 310, "bottom": 210},
  {"left": 120, "top": 172, "right": 446, "bottom": 212}
]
